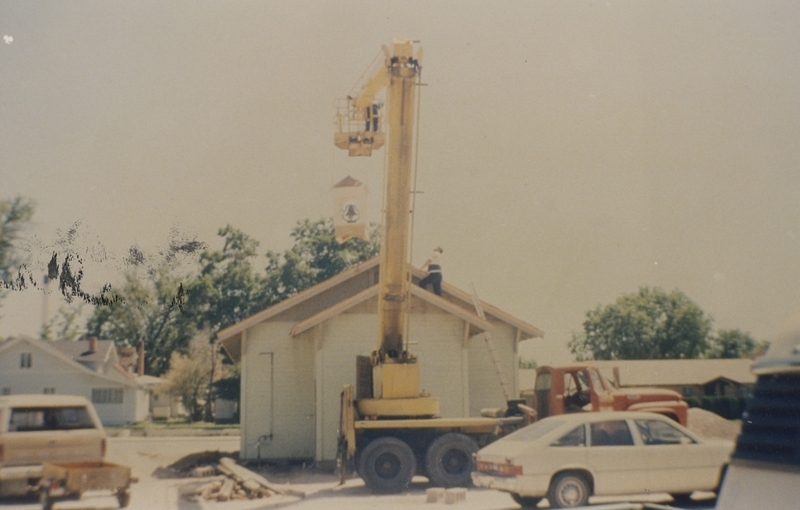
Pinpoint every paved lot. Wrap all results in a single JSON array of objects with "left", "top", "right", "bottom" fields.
[{"left": 0, "top": 436, "right": 716, "bottom": 510}]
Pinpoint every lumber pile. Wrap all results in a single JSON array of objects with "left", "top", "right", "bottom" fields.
[{"left": 182, "top": 458, "right": 305, "bottom": 502}]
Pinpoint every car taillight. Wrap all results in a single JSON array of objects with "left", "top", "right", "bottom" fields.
[
  {"left": 101, "top": 438, "right": 106, "bottom": 457},
  {"left": 476, "top": 460, "right": 523, "bottom": 476}
]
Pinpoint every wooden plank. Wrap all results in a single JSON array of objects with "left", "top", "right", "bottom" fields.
[
  {"left": 216, "top": 478, "right": 235, "bottom": 501},
  {"left": 218, "top": 458, "right": 305, "bottom": 498}
]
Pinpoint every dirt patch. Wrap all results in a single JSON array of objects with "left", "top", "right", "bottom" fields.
[
  {"left": 687, "top": 407, "right": 741, "bottom": 441},
  {"left": 164, "top": 450, "right": 239, "bottom": 476}
]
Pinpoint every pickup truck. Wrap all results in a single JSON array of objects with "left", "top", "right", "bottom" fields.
[
  {"left": 523, "top": 364, "right": 689, "bottom": 426},
  {"left": 0, "top": 394, "right": 107, "bottom": 497}
]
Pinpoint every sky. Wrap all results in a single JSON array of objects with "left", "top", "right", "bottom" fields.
[{"left": 1, "top": 0, "right": 799, "bottom": 364}]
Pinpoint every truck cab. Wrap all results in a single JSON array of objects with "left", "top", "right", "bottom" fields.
[
  {"left": 531, "top": 364, "right": 689, "bottom": 426},
  {"left": 0, "top": 395, "right": 107, "bottom": 497}
]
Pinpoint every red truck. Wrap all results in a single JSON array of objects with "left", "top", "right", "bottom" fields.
[{"left": 522, "top": 364, "right": 688, "bottom": 426}]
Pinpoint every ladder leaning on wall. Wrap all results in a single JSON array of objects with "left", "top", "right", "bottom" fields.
[{"left": 469, "top": 283, "right": 512, "bottom": 402}]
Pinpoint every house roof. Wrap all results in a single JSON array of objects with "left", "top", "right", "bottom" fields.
[
  {"left": 408, "top": 266, "right": 544, "bottom": 340},
  {"left": 0, "top": 336, "right": 139, "bottom": 388},
  {"left": 50, "top": 339, "right": 116, "bottom": 365},
  {"left": 595, "top": 359, "right": 757, "bottom": 386},
  {"left": 518, "top": 358, "right": 757, "bottom": 390},
  {"left": 219, "top": 257, "right": 543, "bottom": 363}
]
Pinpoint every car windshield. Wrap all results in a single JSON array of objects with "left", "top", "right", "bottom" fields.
[
  {"left": 9, "top": 406, "right": 96, "bottom": 431},
  {"left": 503, "top": 419, "right": 564, "bottom": 442}
]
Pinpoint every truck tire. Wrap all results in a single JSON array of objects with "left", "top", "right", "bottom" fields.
[
  {"left": 357, "top": 437, "right": 416, "bottom": 494},
  {"left": 424, "top": 433, "right": 478, "bottom": 487},
  {"left": 511, "top": 493, "right": 542, "bottom": 507},
  {"left": 548, "top": 472, "right": 590, "bottom": 508},
  {"left": 39, "top": 490, "right": 54, "bottom": 510},
  {"left": 117, "top": 488, "right": 132, "bottom": 508}
]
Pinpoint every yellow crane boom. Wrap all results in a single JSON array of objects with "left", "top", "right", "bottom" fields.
[{"left": 334, "top": 37, "right": 437, "bottom": 417}]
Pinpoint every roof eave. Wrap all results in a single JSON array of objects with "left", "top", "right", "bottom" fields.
[{"left": 217, "top": 257, "right": 380, "bottom": 342}]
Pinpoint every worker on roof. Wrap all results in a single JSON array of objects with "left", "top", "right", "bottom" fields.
[{"left": 419, "top": 246, "right": 443, "bottom": 296}]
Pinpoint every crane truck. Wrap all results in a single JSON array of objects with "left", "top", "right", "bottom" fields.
[{"left": 333, "top": 37, "right": 525, "bottom": 494}]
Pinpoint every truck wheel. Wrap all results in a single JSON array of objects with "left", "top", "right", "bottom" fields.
[
  {"left": 357, "top": 437, "right": 416, "bottom": 494},
  {"left": 39, "top": 490, "right": 54, "bottom": 510},
  {"left": 671, "top": 492, "right": 694, "bottom": 505},
  {"left": 548, "top": 472, "right": 590, "bottom": 508},
  {"left": 117, "top": 488, "right": 131, "bottom": 508},
  {"left": 424, "top": 433, "right": 478, "bottom": 487},
  {"left": 511, "top": 493, "right": 542, "bottom": 507}
]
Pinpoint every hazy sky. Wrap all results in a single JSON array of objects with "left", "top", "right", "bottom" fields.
[{"left": 2, "top": 1, "right": 799, "bottom": 364}]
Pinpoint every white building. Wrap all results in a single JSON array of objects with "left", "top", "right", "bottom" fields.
[
  {"left": 0, "top": 336, "right": 150, "bottom": 425},
  {"left": 219, "top": 257, "right": 543, "bottom": 463}
]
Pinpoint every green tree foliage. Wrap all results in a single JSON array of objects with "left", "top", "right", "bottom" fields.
[
  {"left": 41, "top": 304, "right": 85, "bottom": 341},
  {"left": 160, "top": 332, "right": 229, "bottom": 422},
  {"left": 186, "top": 225, "right": 270, "bottom": 333},
  {"left": 569, "top": 287, "right": 712, "bottom": 360},
  {"left": 86, "top": 264, "right": 196, "bottom": 375},
  {"left": 707, "top": 328, "right": 769, "bottom": 359},
  {"left": 0, "top": 197, "right": 36, "bottom": 306},
  {"left": 263, "top": 218, "right": 379, "bottom": 303}
]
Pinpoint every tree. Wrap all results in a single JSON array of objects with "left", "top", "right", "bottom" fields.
[
  {"left": 569, "top": 287, "right": 712, "bottom": 360},
  {"left": 85, "top": 263, "right": 196, "bottom": 375},
  {"left": 707, "top": 329, "right": 769, "bottom": 359},
  {"left": 161, "top": 332, "right": 229, "bottom": 422},
  {"left": 263, "top": 218, "right": 380, "bottom": 303},
  {"left": 186, "top": 225, "right": 270, "bottom": 333},
  {"left": 0, "top": 197, "right": 36, "bottom": 312},
  {"left": 41, "top": 304, "right": 85, "bottom": 341}
]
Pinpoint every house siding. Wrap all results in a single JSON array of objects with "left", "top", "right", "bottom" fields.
[
  {"left": 467, "top": 323, "right": 518, "bottom": 416},
  {"left": 240, "top": 321, "right": 316, "bottom": 460},
  {"left": 316, "top": 312, "right": 376, "bottom": 461},
  {"left": 0, "top": 341, "right": 139, "bottom": 425},
  {"left": 409, "top": 311, "right": 467, "bottom": 419}
]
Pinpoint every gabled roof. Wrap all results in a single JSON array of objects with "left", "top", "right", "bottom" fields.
[
  {"left": 218, "top": 257, "right": 380, "bottom": 344},
  {"left": 219, "top": 257, "right": 543, "bottom": 363},
  {"left": 408, "top": 266, "right": 544, "bottom": 340},
  {"left": 0, "top": 336, "right": 139, "bottom": 388},
  {"left": 50, "top": 339, "right": 116, "bottom": 365},
  {"left": 518, "top": 358, "right": 757, "bottom": 390},
  {"left": 289, "top": 285, "right": 495, "bottom": 338}
]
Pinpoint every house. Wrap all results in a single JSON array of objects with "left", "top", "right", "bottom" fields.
[
  {"left": 518, "top": 358, "right": 757, "bottom": 398},
  {"left": 219, "top": 257, "right": 543, "bottom": 464},
  {"left": 0, "top": 336, "right": 151, "bottom": 425}
]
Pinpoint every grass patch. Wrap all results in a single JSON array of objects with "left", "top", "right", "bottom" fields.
[{"left": 107, "top": 419, "right": 240, "bottom": 432}]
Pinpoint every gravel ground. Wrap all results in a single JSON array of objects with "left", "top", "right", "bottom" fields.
[{"left": 686, "top": 408, "right": 741, "bottom": 441}]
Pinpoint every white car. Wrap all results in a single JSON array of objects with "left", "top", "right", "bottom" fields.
[{"left": 472, "top": 411, "right": 732, "bottom": 508}]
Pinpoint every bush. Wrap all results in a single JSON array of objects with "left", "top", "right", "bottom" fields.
[{"left": 684, "top": 395, "right": 748, "bottom": 420}]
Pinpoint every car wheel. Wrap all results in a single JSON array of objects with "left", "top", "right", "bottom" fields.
[
  {"left": 715, "top": 464, "right": 729, "bottom": 494},
  {"left": 511, "top": 492, "right": 542, "bottom": 507},
  {"left": 548, "top": 472, "right": 590, "bottom": 508},
  {"left": 424, "top": 433, "right": 478, "bottom": 487},
  {"left": 357, "top": 437, "right": 416, "bottom": 494}
]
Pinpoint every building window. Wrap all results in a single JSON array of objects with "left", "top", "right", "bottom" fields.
[
  {"left": 91, "top": 388, "right": 123, "bottom": 404},
  {"left": 43, "top": 387, "right": 56, "bottom": 394},
  {"left": 20, "top": 352, "right": 32, "bottom": 368},
  {"left": 2, "top": 387, "right": 10, "bottom": 395}
]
